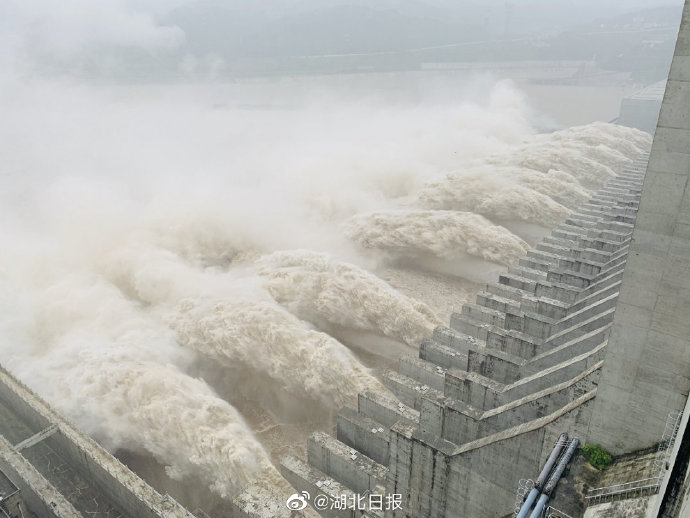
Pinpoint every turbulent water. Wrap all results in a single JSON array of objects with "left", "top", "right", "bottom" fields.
[
  {"left": 0, "top": 75, "right": 652, "bottom": 513},
  {"left": 256, "top": 250, "right": 442, "bottom": 347},
  {"left": 171, "top": 298, "right": 388, "bottom": 408},
  {"left": 343, "top": 210, "right": 531, "bottom": 266},
  {"left": 417, "top": 171, "right": 572, "bottom": 226}
]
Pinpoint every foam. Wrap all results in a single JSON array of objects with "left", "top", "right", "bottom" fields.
[
  {"left": 170, "top": 298, "right": 387, "bottom": 408},
  {"left": 256, "top": 250, "right": 442, "bottom": 347},
  {"left": 342, "top": 210, "right": 529, "bottom": 266}
]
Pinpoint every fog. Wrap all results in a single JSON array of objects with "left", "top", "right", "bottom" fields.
[{"left": 0, "top": 1, "right": 668, "bottom": 516}]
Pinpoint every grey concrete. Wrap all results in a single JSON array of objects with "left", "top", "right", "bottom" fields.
[
  {"left": 0, "top": 365, "right": 197, "bottom": 518},
  {"left": 618, "top": 81, "right": 666, "bottom": 133},
  {"left": 587, "top": 0, "right": 690, "bottom": 455},
  {"left": 283, "top": 149, "right": 649, "bottom": 518}
]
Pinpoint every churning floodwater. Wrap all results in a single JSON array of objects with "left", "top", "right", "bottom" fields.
[{"left": 0, "top": 73, "right": 651, "bottom": 514}]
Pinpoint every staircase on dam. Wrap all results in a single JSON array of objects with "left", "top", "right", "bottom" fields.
[{"left": 280, "top": 154, "right": 650, "bottom": 518}]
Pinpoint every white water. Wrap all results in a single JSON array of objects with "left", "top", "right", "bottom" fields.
[
  {"left": 171, "top": 298, "right": 388, "bottom": 408},
  {"left": 0, "top": 72, "right": 652, "bottom": 510},
  {"left": 343, "top": 209, "right": 531, "bottom": 266},
  {"left": 256, "top": 250, "right": 442, "bottom": 347}
]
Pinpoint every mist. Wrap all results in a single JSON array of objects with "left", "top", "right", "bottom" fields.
[{"left": 0, "top": 0, "right": 666, "bottom": 516}]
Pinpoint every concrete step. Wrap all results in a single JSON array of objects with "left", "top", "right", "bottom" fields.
[
  {"left": 518, "top": 294, "right": 569, "bottom": 321},
  {"left": 567, "top": 212, "right": 601, "bottom": 224},
  {"left": 518, "top": 256, "right": 551, "bottom": 273},
  {"left": 594, "top": 219, "right": 635, "bottom": 234},
  {"left": 498, "top": 272, "right": 537, "bottom": 293},
  {"left": 553, "top": 292, "right": 619, "bottom": 335},
  {"left": 598, "top": 191, "right": 640, "bottom": 203},
  {"left": 580, "top": 202, "right": 617, "bottom": 214},
  {"left": 578, "top": 235, "right": 629, "bottom": 253},
  {"left": 476, "top": 291, "right": 520, "bottom": 313},
  {"left": 450, "top": 312, "right": 491, "bottom": 341},
  {"left": 586, "top": 228, "right": 631, "bottom": 243},
  {"left": 382, "top": 370, "right": 443, "bottom": 410},
  {"left": 533, "top": 279, "right": 581, "bottom": 305},
  {"left": 557, "top": 256, "right": 605, "bottom": 276},
  {"left": 574, "top": 270, "right": 624, "bottom": 306},
  {"left": 607, "top": 179, "right": 643, "bottom": 190},
  {"left": 592, "top": 193, "right": 625, "bottom": 204},
  {"left": 564, "top": 216, "right": 598, "bottom": 229},
  {"left": 508, "top": 265, "right": 548, "bottom": 282},
  {"left": 487, "top": 282, "right": 528, "bottom": 303},
  {"left": 547, "top": 306, "right": 616, "bottom": 348},
  {"left": 529, "top": 323, "right": 611, "bottom": 373},
  {"left": 432, "top": 327, "right": 485, "bottom": 352},
  {"left": 419, "top": 340, "right": 468, "bottom": 371},
  {"left": 484, "top": 327, "right": 544, "bottom": 360},
  {"left": 398, "top": 356, "right": 446, "bottom": 392},
  {"left": 598, "top": 185, "right": 635, "bottom": 195},
  {"left": 520, "top": 310, "right": 556, "bottom": 340},
  {"left": 584, "top": 199, "right": 618, "bottom": 210},
  {"left": 527, "top": 248, "right": 568, "bottom": 265},
  {"left": 337, "top": 407, "right": 390, "bottom": 467},
  {"left": 357, "top": 390, "right": 419, "bottom": 429},
  {"left": 552, "top": 227, "right": 586, "bottom": 241},
  {"left": 444, "top": 363, "right": 601, "bottom": 445},
  {"left": 466, "top": 345, "right": 525, "bottom": 384},
  {"left": 542, "top": 235, "right": 579, "bottom": 249},
  {"left": 566, "top": 278, "right": 621, "bottom": 317},
  {"left": 571, "top": 247, "right": 613, "bottom": 264},
  {"left": 307, "top": 432, "right": 387, "bottom": 496},
  {"left": 280, "top": 456, "right": 359, "bottom": 518},
  {"left": 534, "top": 242, "right": 574, "bottom": 259},
  {"left": 461, "top": 303, "right": 507, "bottom": 328},
  {"left": 494, "top": 343, "right": 606, "bottom": 406},
  {"left": 547, "top": 268, "right": 596, "bottom": 288}
]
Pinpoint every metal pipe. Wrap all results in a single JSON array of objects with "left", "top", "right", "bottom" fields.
[
  {"left": 536, "top": 434, "right": 569, "bottom": 490},
  {"left": 544, "top": 437, "right": 580, "bottom": 496},
  {"left": 516, "top": 433, "right": 568, "bottom": 518},
  {"left": 516, "top": 489, "right": 539, "bottom": 518},
  {"left": 528, "top": 494, "right": 548, "bottom": 518},
  {"left": 529, "top": 437, "right": 580, "bottom": 518}
]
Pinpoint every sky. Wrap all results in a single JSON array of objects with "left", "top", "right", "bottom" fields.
[{"left": 0, "top": 0, "right": 684, "bottom": 81}]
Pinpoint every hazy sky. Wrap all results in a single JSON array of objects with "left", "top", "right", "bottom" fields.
[{"left": 0, "top": 0, "right": 684, "bottom": 81}]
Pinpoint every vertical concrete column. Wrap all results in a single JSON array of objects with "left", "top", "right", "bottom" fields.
[{"left": 588, "top": 1, "right": 690, "bottom": 454}]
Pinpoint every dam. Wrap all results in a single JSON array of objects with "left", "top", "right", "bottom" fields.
[
  {"left": 1, "top": 3, "right": 690, "bottom": 518},
  {"left": 278, "top": 2, "right": 690, "bottom": 516}
]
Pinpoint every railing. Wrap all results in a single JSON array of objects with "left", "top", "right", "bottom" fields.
[
  {"left": 585, "top": 410, "right": 684, "bottom": 507},
  {"left": 652, "top": 410, "right": 684, "bottom": 486},
  {"left": 585, "top": 477, "right": 659, "bottom": 505},
  {"left": 543, "top": 506, "right": 575, "bottom": 518}
]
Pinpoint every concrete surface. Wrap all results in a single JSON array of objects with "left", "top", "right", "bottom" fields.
[{"left": 587, "top": 0, "right": 690, "bottom": 457}]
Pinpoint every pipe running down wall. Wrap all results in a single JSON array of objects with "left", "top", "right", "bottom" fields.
[
  {"left": 516, "top": 434, "right": 568, "bottom": 518},
  {"left": 529, "top": 438, "right": 581, "bottom": 518}
]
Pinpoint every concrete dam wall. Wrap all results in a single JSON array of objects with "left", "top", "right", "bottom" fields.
[
  {"left": 4, "top": 2, "right": 690, "bottom": 515},
  {"left": 279, "top": 4, "right": 690, "bottom": 515},
  {"left": 0, "top": 364, "right": 198, "bottom": 518},
  {"left": 280, "top": 154, "right": 650, "bottom": 518}
]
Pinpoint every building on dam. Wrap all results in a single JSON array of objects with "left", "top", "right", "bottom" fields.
[{"left": 2, "top": 2, "right": 690, "bottom": 518}]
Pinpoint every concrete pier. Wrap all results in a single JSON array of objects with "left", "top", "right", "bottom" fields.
[{"left": 282, "top": 154, "right": 650, "bottom": 518}]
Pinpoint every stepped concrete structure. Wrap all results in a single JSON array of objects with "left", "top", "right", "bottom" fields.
[
  {"left": 281, "top": 3, "right": 690, "bottom": 517},
  {"left": 2, "top": 3, "right": 690, "bottom": 518},
  {"left": 281, "top": 154, "right": 650, "bottom": 518},
  {"left": 588, "top": 4, "right": 690, "bottom": 456}
]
